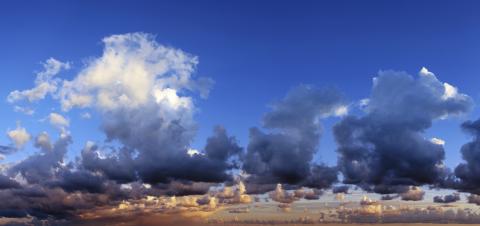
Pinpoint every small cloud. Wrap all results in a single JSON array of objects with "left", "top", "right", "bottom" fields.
[
  {"left": 13, "top": 106, "right": 35, "bottom": 115},
  {"left": 7, "top": 58, "right": 70, "bottom": 103},
  {"left": 81, "top": 112, "right": 91, "bottom": 119},
  {"left": 48, "top": 112, "right": 69, "bottom": 130},
  {"left": 430, "top": 137, "right": 445, "bottom": 146},
  {"left": 7, "top": 123, "right": 31, "bottom": 149}
]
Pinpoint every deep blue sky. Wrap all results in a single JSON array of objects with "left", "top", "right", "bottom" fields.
[{"left": 1, "top": 0, "right": 479, "bottom": 167}]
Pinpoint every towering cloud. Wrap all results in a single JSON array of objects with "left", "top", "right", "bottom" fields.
[
  {"left": 453, "top": 119, "right": 480, "bottom": 194},
  {"left": 243, "top": 85, "right": 346, "bottom": 188},
  {"left": 334, "top": 68, "right": 472, "bottom": 193}
]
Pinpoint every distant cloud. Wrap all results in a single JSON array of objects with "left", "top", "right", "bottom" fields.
[
  {"left": 6, "top": 123, "right": 31, "bottom": 149},
  {"left": 48, "top": 112, "right": 69, "bottom": 131},
  {"left": 7, "top": 58, "right": 70, "bottom": 103},
  {"left": 433, "top": 192, "right": 460, "bottom": 203}
]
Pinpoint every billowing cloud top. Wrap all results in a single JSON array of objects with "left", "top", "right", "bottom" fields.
[{"left": 335, "top": 68, "right": 473, "bottom": 192}]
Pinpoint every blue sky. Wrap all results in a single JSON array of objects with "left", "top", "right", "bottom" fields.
[{"left": 1, "top": 0, "right": 479, "bottom": 169}]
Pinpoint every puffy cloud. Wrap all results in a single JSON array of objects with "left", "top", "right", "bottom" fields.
[
  {"left": 9, "top": 133, "right": 71, "bottom": 184},
  {"left": 293, "top": 187, "right": 322, "bottom": 200},
  {"left": 467, "top": 194, "right": 480, "bottom": 205},
  {"left": 7, "top": 58, "right": 70, "bottom": 103},
  {"left": 48, "top": 112, "right": 69, "bottom": 131},
  {"left": 269, "top": 184, "right": 297, "bottom": 204},
  {"left": 334, "top": 68, "right": 472, "bottom": 191},
  {"left": 58, "top": 32, "right": 212, "bottom": 111},
  {"left": 243, "top": 85, "right": 344, "bottom": 188},
  {"left": 400, "top": 186, "right": 425, "bottom": 201},
  {"left": 51, "top": 33, "right": 237, "bottom": 186},
  {"left": 453, "top": 119, "right": 480, "bottom": 194},
  {"left": 360, "top": 195, "right": 378, "bottom": 205},
  {"left": 7, "top": 123, "right": 31, "bottom": 149},
  {"left": 215, "top": 181, "right": 252, "bottom": 204},
  {"left": 433, "top": 192, "right": 460, "bottom": 203}
]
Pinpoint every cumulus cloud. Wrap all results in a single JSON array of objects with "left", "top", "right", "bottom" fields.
[
  {"left": 433, "top": 192, "right": 460, "bottom": 203},
  {"left": 48, "top": 112, "right": 69, "bottom": 131},
  {"left": 7, "top": 123, "right": 31, "bottom": 149},
  {"left": 400, "top": 186, "right": 425, "bottom": 201},
  {"left": 243, "top": 85, "right": 345, "bottom": 188},
  {"left": 269, "top": 184, "right": 297, "bottom": 204},
  {"left": 334, "top": 68, "right": 472, "bottom": 192},
  {"left": 453, "top": 119, "right": 480, "bottom": 194},
  {"left": 7, "top": 58, "right": 70, "bottom": 103}
]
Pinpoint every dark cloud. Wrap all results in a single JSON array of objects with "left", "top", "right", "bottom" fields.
[
  {"left": 381, "top": 194, "right": 399, "bottom": 200},
  {"left": 400, "top": 186, "right": 425, "bottom": 201},
  {"left": 243, "top": 85, "right": 345, "bottom": 188},
  {"left": 0, "top": 145, "right": 16, "bottom": 155},
  {"left": 332, "top": 185, "right": 349, "bottom": 194},
  {"left": 0, "top": 174, "right": 20, "bottom": 189},
  {"left": 453, "top": 119, "right": 480, "bottom": 194},
  {"left": 81, "top": 144, "right": 137, "bottom": 184},
  {"left": 9, "top": 133, "right": 71, "bottom": 184},
  {"left": 334, "top": 69, "right": 472, "bottom": 192},
  {"left": 433, "top": 192, "right": 460, "bottom": 203}
]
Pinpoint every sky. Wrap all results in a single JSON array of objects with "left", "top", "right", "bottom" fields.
[{"left": 1, "top": 0, "right": 480, "bottom": 225}]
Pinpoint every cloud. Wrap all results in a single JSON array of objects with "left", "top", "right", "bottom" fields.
[
  {"left": 332, "top": 185, "right": 349, "bottom": 194},
  {"left": 0, "top": 145, "right": 16, "bottom": 156},
  {"left": 81, "top": 112, "right": 91, "bottom": 119},
  {"left": 334, "top": 68, "right": 472, "bottom": 192},
  {"left": 58, "top": 32, "right": 212, "bottom": 111},
  {"left": 9, "top": 132, "right": 71, "bottom": 184},
  {"left": 7, "top": 58, "right": 70, "bottom": 103},
  {"left": 400, "top": 186, "right": 425, "bottom": 201},
  {"left": 243, "top": 85, "right": 344, "bottom": 188},
  {"left": 48, "top": 112, "right": 69, "bottom": 131},
  {"left": 269, "top": 184, "right": 297, "bottom": 204},
  {"left": 6, "top": 123, "right": 31, "bottom": 149},
  {"left": 433, "top": 192, "right": 460, "bottom": 203},
  {"left": 0, "top": 175, "right": 20, "bottom": 189},
  {"left": 13, "top": 106, "right": 34, "bottom": 115},
  {"left": 215, "top": 180, "right": 252, "bottom": 204},
  {"left": 451, "top": 119, "right": 480, "bottom": 194}
]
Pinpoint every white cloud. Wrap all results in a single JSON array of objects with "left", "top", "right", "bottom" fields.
[
  {"left": 48, "top": 112, "right": 69, "bottom": 130},
  {"left": 334, "top": 105, "right": 348, "bottom": 116},
  {"left": 13, "top": 106, "right": 35, "bottom": 115},
  {"left": 7, "top": 58, "right": 70, "bottom": 103},
  {"left": 442, "top": 82, "right": 458, "bottom": 100},
  {"left": 7, "top": 123, "right": 31, "bottom": 149},
  {"left": 58, "top": 32, "right": 212, "bottom": 112},
  {"left": 430, "top": 137, "right": 445, "bottom": 146},
  {"left": 80, "top": 112, "right": 91, "bottom": 119}
]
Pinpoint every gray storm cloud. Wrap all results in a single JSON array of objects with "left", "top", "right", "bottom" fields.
[
  {"left": 452, "top": 119, "right": 480, "bottom": 195},
  {"left": 334, "top": 68, "right": 472, "bottom": 193},
  {"left": 243, "top": 85, "right": 347, "bottom": 189}
]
